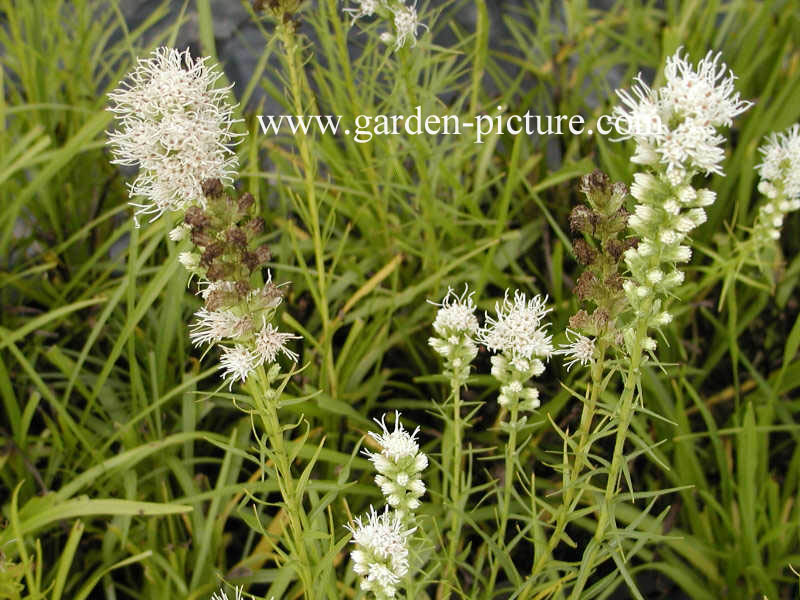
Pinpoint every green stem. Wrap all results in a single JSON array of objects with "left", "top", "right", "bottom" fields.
[
  {"left": 485, "top": 401, "right": 520, "bottom": 598},
  {"left": 441, "top": 378, "right": 465, "bottom": 600},
  {"left": 247, "top": 367, "right": 315, "bottom": 598},
  {"left": 277, "top": 23, "right": 334, "bottom": 395},
  {"left": 568, "top": 321, "right": 645, "bottom": 600},
  {"left": 529, "top": 346, "right": 607, "bottom": 580}
]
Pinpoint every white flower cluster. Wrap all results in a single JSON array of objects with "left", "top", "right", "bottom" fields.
[
  {"left": 343, "top": 0, "right": 427, "bottom": 51},
  {"left": 190, "top": 279, "right": 300, "bottom": 388},
  {"left": 613, "top": 49, "right": 751, "bottom": 348},
  {"left": 107, "top": 47, "right": 241, "bottom": 223},
  {"left": 428, "top": 285, "right": 479, "bottom": 383},
  {"left": 555, "top": 329, "right": 596, "bottom": 372},
  {"left": 753, "top": 124, "right": 800, "bottom": 242},
  {"left": 364, "top": 411, "right": 428, "bottom": 520},
  {"left": 614, "top": 48, "right": 751, "bottom": 185},
  {"left": 478, "top": 290, "right": 553, "bottom": 413},
  {"left": 347, "top": 412, "right": 426, "bottom": 598},
  {"left": 346, "top": 507, "right": 416, "bottom": 600}
]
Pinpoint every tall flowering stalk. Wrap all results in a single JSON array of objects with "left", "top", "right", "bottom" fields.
[
  {"left": 478, "top": 290, "right": 553, "bottom": 594},
  {"left": 743, "top": 124, "right": 800, "bottom": 275},
  {"left": 428, "top": 285, "right": 479, "bottom": 597},
  {"left": 347, "top": 412, "right": 427, "bottom": 599},
  {"left": 566, "top": 49, "right": 751, "bottom": 599},
  {"left": 107, "top": 47, "right": 319, "bottom": 597},
  {"left": 614, "top": 48, "right": 751, "bottom": 349}
]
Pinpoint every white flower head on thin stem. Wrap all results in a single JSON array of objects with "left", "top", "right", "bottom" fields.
[
  {"left": 346, "top": 506, "right": 415, "bottom": 599},
  {"left": 219, "top": 345, "right": 257, "bottom": 388},
  {"left": 757, "top": 124, "right": 800, "bottom": 201},
  {"left": 391, "top": 2, "right": 427, "bottom": 50},
  {"left": 428, "top": 284, "right": 479, "bottom": 381},
  {"left": 613, "top": 47, "right": 751, "bottom": 182},
  {"left": 429, "top": 285, "right": 479, "bottom": 338},
  {"left": 478, "top": 290, "right": 554, "bottom": 368},
  {"left": 364, "top": 411, "right": 428, "bottom": 518},
  {"left": 107, "top": 47, "right": 242, "bottom": 224},
  {"left": 752, "top": 124, "right": 800, "bottom": 243},
  {"left": 211, "top": 586, "right": 244, "bottom": 600},
  {"left": 555, "top": 329, "right": 596, "bottom": 371},
  {"left": 254, "top": 320, "right": 301, "bottom": 365},
  {"left": 190, "top": 308, "right": 253, "bottom": 347},
  {"left": 343, "top": 0, "right": 383, "bottom": 22}
]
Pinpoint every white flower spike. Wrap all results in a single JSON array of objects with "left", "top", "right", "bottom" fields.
[
  {"left": 107, "top": 47, "right": 242, "bottom": 224},
  {"left": 346, "top": 506, "right": 416, "bottom": 600}
]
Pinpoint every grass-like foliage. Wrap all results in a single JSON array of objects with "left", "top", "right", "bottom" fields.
[{"left": 2, "top": 1, "right": 800, "bottom": 599}]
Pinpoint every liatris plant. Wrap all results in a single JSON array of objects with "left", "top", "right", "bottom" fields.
[
  {"left": 346, "top": 507, "right": 416, "bottom": 600},
  {"left": 106, "top": 47, "right": 321, "bottom": 597},
  {"left": 614, "top": 48, "right": 751, "bottom": 350},
  {"left": 561, "top": 169, "right": 635, "bottom": 366},
  {"left": 478, "top": 290, "right": 553, "bottom": 592},
  {"left": 749, "top": 124, "right": 800, "bottom": 259},
  {"left": 561, "top": 49, "right": 751, "bottom": 599},
  {"left": 348, "top": 412, "right": 427, "bottom": 599},
  {"left": 343, "top": 0, "right": 427, "bottom": 50}
]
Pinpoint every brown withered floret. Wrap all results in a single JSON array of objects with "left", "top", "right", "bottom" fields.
[
  {"left": 226, "top": 227, "right": 248, "bottom": 247},
  {"left": 604, "top": 239, "right": 625, "bottom": 262},
  {"left": 593, "top": 308, "right": 610, "bottom": 329},
  {"left": 206, "top": 263, "right": 229, "bottom": 282},
  {"left": 184, "top": 205, "right": 210, "bottom": 228},
  {"left": 202, "top": 178, "right": 224, "bottom": 198},
  {"left": 235, "top": 280, "right": 251, "bottom": 296},
  {"left": 255, "top": 244, "right": 271, "bottom": 265},
  {"left": 569, "top": 309, "right": 592, "bottom": 331},
  {"left": 242, "top": 251, "right": 260, "bottom": 271},
  {"left": 569, "top": 205, "right": 595, "bottom": 234},
  {"left": 604, "top": 274, "right": 624, "bottom": 292},
  {"left": 579, "top": 169, "right": 612, "bottom": 197},
  {"left": 575, "top": 271, "right": 598, "bottom": 301},
  {"left": 237, "top": 192, "right": 255, "bottom": 214},
  {"left": 201, "top": 242, "right": 224, "bottom": 266},
  {"left": 191, "top": 229, "right": 214, "bottom": 248},
  {"left": 573, "top": 239, "right": 597, "bottom": 266},
  {"left": 246, "top": 216, "right": 265, "bottom": 236}
]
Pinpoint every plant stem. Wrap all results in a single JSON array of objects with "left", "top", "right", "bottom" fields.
[
  {"left": 568, "top": 319, "right": 645, "bottom": 600},
  {"left": 485, "top": 401, "right": 520, "bottom": 597},
  {"left": 529, "top": 345, "right": 607, "bottom": 580},
  {"left": 277, "top": 22, "right": 335, "bottom": 396},
  {"left": 440, "top": 378, "right": 465, "bottom": 600},
  {"left": 247, "top": 367, "right": 316, "bottom": 598}
]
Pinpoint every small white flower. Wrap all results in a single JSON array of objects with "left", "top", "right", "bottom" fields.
[
  {"left": 219, "top": 344, "right": 256, "bottom": 387},
  {"left": 367, "top": 411, "right": 421, "bottom": 462},
  {"left": 253, "top": 321, "right": 301, "bottom": 365},
  {"left": 478, "top": 290, "right": 553, "bottom": 363},
  {"left": 190, "top": 308, "right": 253, "bottom": 346},
  {"left": 429, "top": 285, "right": 479, "bottom": 337},
  {"left": 756, "top": 124, "right": 800, "bottom": 210},
  {"left": 555, "top": 329, "right": 595, "bottom": 371},
  {"left": 168, "top": 223, "right": 191, "bottom": 241},
  {"left": 178, "top": 251, "right": 201, "bottom": 270},
  {"left": 343, "top": 0, "right": 382, "bottom": 22},
  {"left": 346, "top": 507, "right": 415, "bottom": 599},
  {"left": 391, "top": 3, "right": 427, "bottom": 50}
]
